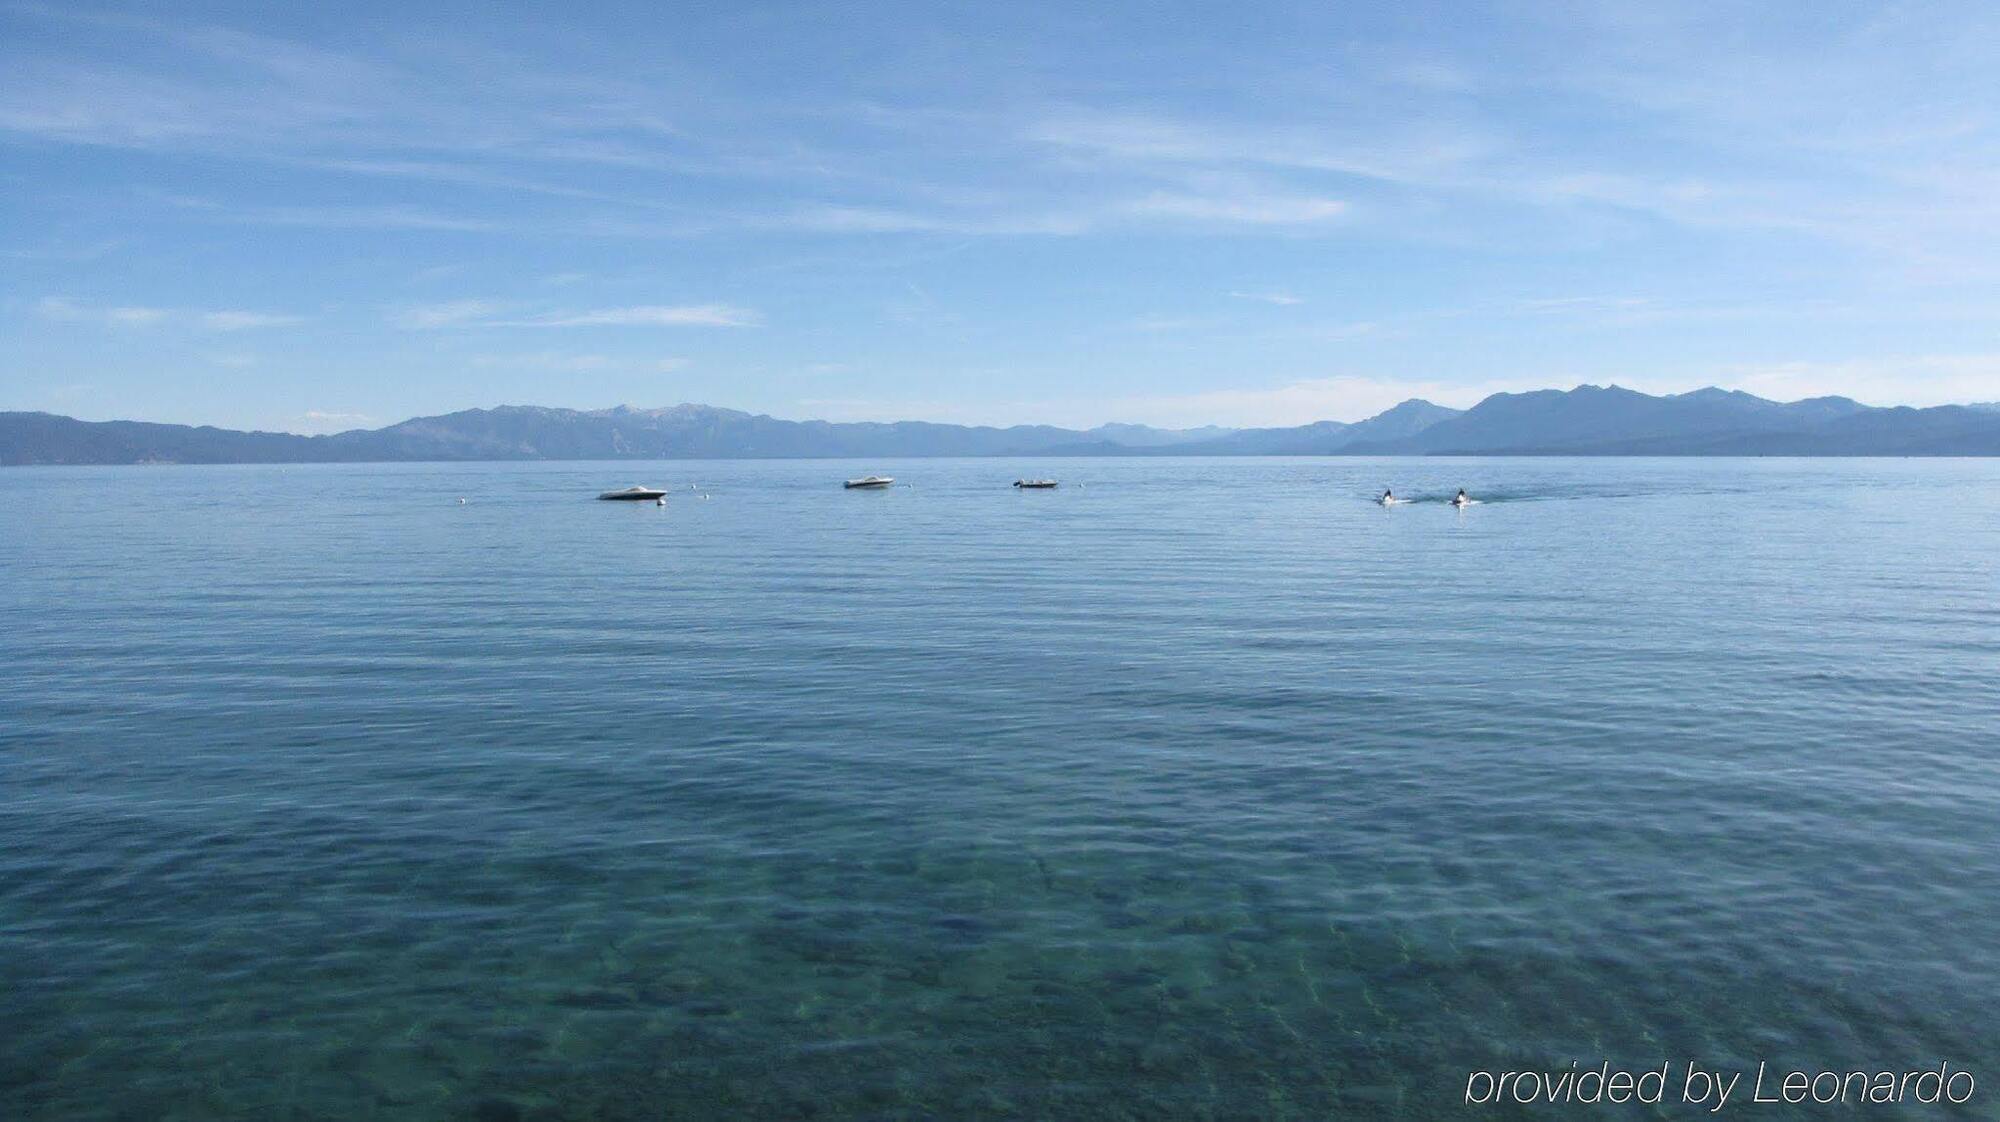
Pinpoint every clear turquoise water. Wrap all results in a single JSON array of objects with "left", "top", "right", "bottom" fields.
[{"left": 3, "top": 457, "right": 1998, "bottom": 1120}]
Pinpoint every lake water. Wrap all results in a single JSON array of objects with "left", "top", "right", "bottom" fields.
[{"left": 4, "top": 457, "right": 1999, "bottom": 1120}]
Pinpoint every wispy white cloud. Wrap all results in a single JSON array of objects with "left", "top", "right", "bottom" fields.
[
  {"left": 37, "top": 296, "right": 168, "bottom": 326},
  {"left": 397, "top": 300, "right": 756, "bottom": 330},
  {"left": 201, "top": 310, "right": 304, "bottom": 331},
  {"left": 752, "top": 203, "right": 1108, "bottom": 236},
  {"left": 0, "top": 15, "right": 398, "bottom": 148},
  {"left": 1125, "top": 192, "right": 1346, "bottom": 225},
  {"left": 775, "top": 205, "right": 953, "bottom": 234},
  {"left": 33, "top": 297, "right": 305, "bottom": 332},
  {"left": 304, "top": 158, "right": 653, "bottom": 206},
  {"left": 1230, "top": 291, "right": 1304, "bottom": 306},
  {"left": 1514, "top": 295, "right": 1652, "bottom": 315},
  {"left": 477, "top": 353, "right": 691, "bottom": 374},
  {"left": 299, "top": 409, "right": 373, "bottom": 434},
  {"left": 513, "top": 304, "right": 758, "bottom": 328},
  {"left": 1026, "top": 109, "right": 1495, "bottom": 187},
  {"left": 2, "top": 238, "right": 123, "bottom": 262},
  {"left": 241, "top": 205, "right": 504, "bottom": 233},
  {"left": 392, "top": 300, "right": 500, "bottom": 329},
  {"left": 408, "top": 263, "right": 467, "bottom": 284}
]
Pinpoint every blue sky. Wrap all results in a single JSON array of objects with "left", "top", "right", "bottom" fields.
[{"left": 6, "top": 1, "right": 2000, "bottom": 433}]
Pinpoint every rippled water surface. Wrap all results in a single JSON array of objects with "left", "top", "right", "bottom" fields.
[{"left": 4, "top": 457, "right": 1999, "bottom": 1120}]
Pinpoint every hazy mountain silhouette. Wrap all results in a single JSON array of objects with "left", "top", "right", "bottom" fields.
[
  {"left": 1343, "top": 385, "right": 2000, "bottom": 455},
  {"left": 6, "top": 386, "right": 1998, "bottom": 464},
  {"left": 0, "top": 404, "right": 1260, "bottom": 464}
]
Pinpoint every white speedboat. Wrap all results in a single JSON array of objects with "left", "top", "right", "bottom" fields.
[
  {"left": 844, "top": 476, "right": 895, "bottom": 489},
  {"left": 598, "top": 485, "right": 669, "bottom": 501},
  {"left": 1013, "top": 479, "right": 1059, "bottom": 489}
]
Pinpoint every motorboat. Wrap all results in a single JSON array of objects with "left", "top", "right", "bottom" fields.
[
  {"left": 1013, "top": 479, "right": 1059, "bottom": 489},
  {"left": 844, "top": 476, "right": 895, "bottom": 489},
  {"left": 598, "top": 485, "right": 669, "bottom": 501}
]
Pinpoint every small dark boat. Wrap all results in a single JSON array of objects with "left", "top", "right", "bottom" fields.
[
  {"left": 844, "top": 476, "right": 895, "bottom": 489},
  {"left": 598, "top": 485, "right": 669, "bottom": 501},
  {"left": 1013, "top": 479, "right": 1059, "bottom": 489}
]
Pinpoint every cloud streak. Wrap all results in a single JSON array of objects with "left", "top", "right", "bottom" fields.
[
  {"left": 201, "top": 310, "right": 305, "bottom": 330},
  {"left": 469, "top": 352, "right": 692, "bottom": 373},
  {"left": 393, "top": 301, "right": 758, "bottom": 329},
  {"left": 391, "top": 300, "right": 501, "bottom": 329},
  {"left": 36, "top": 297, "right": 300, "bottom": 330},
  {"left": 1124, "top": 192, "right": 1346, "bottom": 226},
  {"left": 513, "top": 304, "right": 758, "bottom": 328}
]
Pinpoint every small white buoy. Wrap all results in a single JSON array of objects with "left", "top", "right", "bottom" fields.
[
  {"left": 656, "top": 497, "right": 666, "bottom": 507},
  {"left": 458, "top": 497, "right": 466, "bottom": 504}
]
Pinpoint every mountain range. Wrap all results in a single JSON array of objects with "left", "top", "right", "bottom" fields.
[{"left": 6, "top": 385, "right": 2000, "bottom": 464}]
